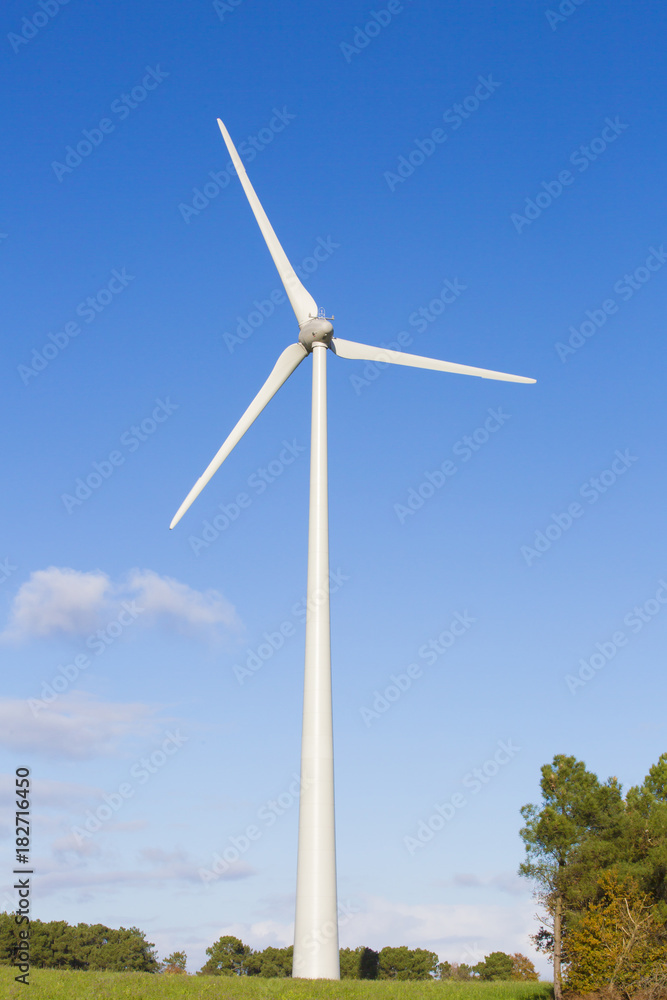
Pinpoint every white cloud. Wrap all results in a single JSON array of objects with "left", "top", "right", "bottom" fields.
[
  {"left": 214, "top": 919, "right": 294, "bottom": 949},
  {"left": 0, "top": 566, "right": 240, "bottom": 643},
  {"left": 1, "top": 567, "right": 110, "bottom": 640},
  {"left": 126, "top": 569, "right": 237, "bottom": 630},
  {"left": 0, "top": 693, "right": 165, "bottom": 759}
]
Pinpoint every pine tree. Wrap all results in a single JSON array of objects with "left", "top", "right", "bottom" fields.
[{"left": 519, "top": 754, "right": 623, "bottom": 999}]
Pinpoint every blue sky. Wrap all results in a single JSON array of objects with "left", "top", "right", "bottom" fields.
[{"left": 1, "top": 0, "right": 665, "bottom": 977}]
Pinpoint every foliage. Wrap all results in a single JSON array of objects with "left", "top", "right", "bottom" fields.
[
  {"left": 519, "top": 752, "right": 667, "bottom": 998},
  {"left": 511, "top": 954, "right": 539, "bottom": 981},
  {"left": 438, "top": 962, "right": 476, "bottom": 980},
  {"left": 160, "top": 950, "right": 187, "bottom": 974},
  {"left": 247, "top": 945, "right": 293, "bottom": 977},
  {"left": 378, "top": 946, "right": 440, "bottom": 980},
  {"left": 340, "top": 946, "right": 379, "bottom": 979},
  {"left": 474, "top": 951, "right": 514, "bottom": 981},
  {"left": 198, "top": 934, "right": 252, "bottom": 975},
  {"left": 564, "top": 870, "right": 667, "bottom": 996},
  {"left": 519, "top": 754, "right": 623, "bottom": 930},
  {"left": 0, "top": 914, "right": 158, "bottom": 972}
]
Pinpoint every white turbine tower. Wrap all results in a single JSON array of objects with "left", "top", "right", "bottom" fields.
[{"left": 170, "top": 119, "right": 536, "bottom": 980}]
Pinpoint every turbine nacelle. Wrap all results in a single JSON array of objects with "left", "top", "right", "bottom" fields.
[{"left": 298, "top": 316, "right": 334, "bottom": 351}]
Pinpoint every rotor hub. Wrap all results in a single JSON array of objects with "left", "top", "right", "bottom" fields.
[{"left": 298, "top": 317, "right": 334, "bottom": 351}]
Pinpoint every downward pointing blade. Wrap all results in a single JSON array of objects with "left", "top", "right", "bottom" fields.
[
  {"left": 331, "top": 338, "right": 536, "bottom": 383},
  {"left": 217, "top": 118, "right": 318, "bottom": 328},
  {"left": 170, "top": 342, "right": 308, "bottom": 529}
]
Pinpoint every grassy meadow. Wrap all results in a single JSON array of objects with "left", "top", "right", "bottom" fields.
[{"left": 0, "top": 968, "right": 553, "bottom": 1000}]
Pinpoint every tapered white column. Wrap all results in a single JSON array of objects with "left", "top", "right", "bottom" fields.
[{"left": 292, "top": 344, "right": 340, "bottom": 979}]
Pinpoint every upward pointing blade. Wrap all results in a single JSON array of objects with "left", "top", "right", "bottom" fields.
[
  {"left": 331, "top": 338, "right": 536, "bottom": 383},
  {"left": 170, "top": 342, "right": 308, "bottom": 529},
  {"left": 217, "top": 118, "right": 318, "bottom": 328}
]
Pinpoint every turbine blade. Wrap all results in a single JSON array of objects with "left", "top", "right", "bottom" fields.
[
  {"left": 217, "top": 118, "right": 318, "bottom": 328},
  {"left": 170, "top": 342, "right": 308, "bottom": 529},
  {"left": 331, "top": 338, "right": 536, "bottom": 384}
]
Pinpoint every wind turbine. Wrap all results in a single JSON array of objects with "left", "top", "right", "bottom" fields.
[{"left": 170, "top": 118, "right": 536, "bottom": 980}]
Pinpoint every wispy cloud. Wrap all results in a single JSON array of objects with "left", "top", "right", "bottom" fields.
[
  {"left": 0, "top": 566, "right": 240, "bottom": 642},
  {"left": 0, "top": 773, "right": 103, "bottom": 809},
  {"left": 0, "top": 693, "right": 166, "bottom": 759},
  {"left": 443, "top": 871, "right": 529, "bottom": 896},
  {"left": 35, "top": 848, "right": 254, "bottom": 899}
]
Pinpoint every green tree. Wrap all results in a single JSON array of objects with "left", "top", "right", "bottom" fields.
[
  {"left": 85, "top": 926, "right": 159, "bottom": 972},
  {"left": 449, "top": 962, "right": 475, "bottom": 980},
  {"left": 378, "top": 945, "right": 439, "bottom": 980},
  {"left": 198, "top": 935, "right": 252, "bottom": 976},
  {"left": 474, "top": 951, "right": 514, "bottom": 980},
  {"left": 246, "top": 945, "right": 292, "bottom": 977},
  {"left": 339, "top": 946, "right": 379, "bottom": 979},
  {"left": 160, "top": 950, "right": 188, "bottom": 974},
  {"left": 615, "top": 754, "right": 667, "bottom": 919},
  {"left": 519, "top": 754, "right": 622, "bottom": 1000},
  {"left": 0, "top": 915, "right": 158, "bottom": 972}
]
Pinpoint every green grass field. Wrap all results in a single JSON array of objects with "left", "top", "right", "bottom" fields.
[{"left": 0, "top": 968, "right": 553, "bottom": 1000}]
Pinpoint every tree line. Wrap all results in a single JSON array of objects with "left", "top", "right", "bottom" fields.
[
  {"left": 0, "top": 915, "right": 537, "bottom": 981},
  {"left": 0, "top": 916, "right": 158, "bottom": 972},
  {"left": 197, "top": 937, "right": 538, "bottom": 980},
  {"left": 519, "top": 752, "right": 667, "bottom": 998}
]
